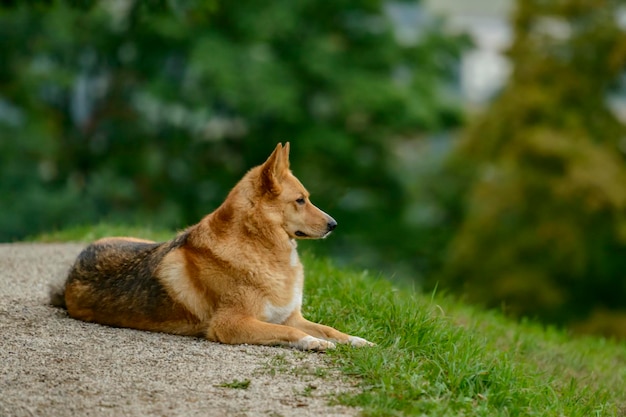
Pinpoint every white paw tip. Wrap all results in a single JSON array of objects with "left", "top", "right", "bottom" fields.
[
  {"left": 348, "top": 336, "right": 375, "bottom": 347},
  {"left": 295, "top": 335, "right": 336, "bottom": 351}
]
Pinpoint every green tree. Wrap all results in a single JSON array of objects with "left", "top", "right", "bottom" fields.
[
  {"left": 440, "top": 0, "right": 626, "bottom": 334},
  {"left": 0, "top": 1, "right": 467, "bottom": 270}
]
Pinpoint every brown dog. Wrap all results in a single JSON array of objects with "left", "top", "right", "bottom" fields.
[{"left": 52, "top": 143, "right": 372, "bottom": 351}]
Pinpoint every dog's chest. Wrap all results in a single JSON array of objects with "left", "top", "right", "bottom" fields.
[
  {"left": 263, "top": 278, "right": 302, "bottom": 324},
  {"left": 263, "top": 245, "right": 303, "bottom": 324}
]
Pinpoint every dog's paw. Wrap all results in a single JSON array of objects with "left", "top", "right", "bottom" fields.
[
  {"left": 293, "top": 335, "right": 336, "bottom": 351},
  {"left": 348, "top": 336, "right": 375, "bottom": 347}
]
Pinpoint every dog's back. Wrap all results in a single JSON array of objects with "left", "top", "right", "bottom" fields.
[{"left": 60, "top": 234, "right": 205, "bottom": 336}]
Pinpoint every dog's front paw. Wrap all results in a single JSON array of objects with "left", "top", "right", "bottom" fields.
[
  {"left": 348, "top": 336, "right": 375, "bottom": 347},
  {"left": 293, "top": 335, "right": 336, "bottom": 351}
]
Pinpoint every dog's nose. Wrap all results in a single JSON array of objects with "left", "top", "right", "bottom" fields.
[{"left": 327, "top": 219, "right": 337, "bottom": 232}]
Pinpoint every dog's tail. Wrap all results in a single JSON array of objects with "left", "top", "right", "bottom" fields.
[{"left": 49, "top": 283, "right": 67, "bottom": 309}]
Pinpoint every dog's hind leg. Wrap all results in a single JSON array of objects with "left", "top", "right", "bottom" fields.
[{"left": 207, "top": 315, "right": 336, "bottom": 351}]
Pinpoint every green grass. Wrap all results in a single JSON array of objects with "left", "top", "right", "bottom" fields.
[
  {"left": 35, "top": 225, "right": 626, "bottom": 416},
  {"left": 218, "top": 379, "right": 251, "bottom": 390},
  {"left": 31, "top": 222, "right": 175, "bottom": 243},
  {"left": 303, "top": 256, "right": 626, "bottom": 416}
]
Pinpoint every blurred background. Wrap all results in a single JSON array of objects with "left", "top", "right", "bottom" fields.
[{"left": 2, "top": 0, "right": 626, "bottom": 338}]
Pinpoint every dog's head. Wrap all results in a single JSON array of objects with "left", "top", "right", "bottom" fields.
[{"left": 257, "top": 143, "right": 337, "bottom": 240}]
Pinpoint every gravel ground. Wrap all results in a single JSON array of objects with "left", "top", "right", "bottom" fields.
[{"left": 0, "top": 243, "right": 361, "bottom": 417}]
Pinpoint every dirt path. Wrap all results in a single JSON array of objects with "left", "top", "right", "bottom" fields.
[{"left": 0, "top": 243, "right": 361, "bottom": 417}]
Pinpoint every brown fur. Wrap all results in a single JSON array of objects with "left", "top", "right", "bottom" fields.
[{"left": 53, "top": 143, "right": 372, "bottom": 350}]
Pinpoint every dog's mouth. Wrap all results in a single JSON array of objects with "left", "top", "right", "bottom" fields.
[{"left": 295, "top": 230, "right": 334, "bottom": 239}]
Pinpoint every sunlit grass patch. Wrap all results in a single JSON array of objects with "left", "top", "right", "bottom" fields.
[
  {"left": 302, "top": 254, "right": 626, "bottom": 417},
  {"left": 31, "top": 222, "right": 174, "bottom": 243}
]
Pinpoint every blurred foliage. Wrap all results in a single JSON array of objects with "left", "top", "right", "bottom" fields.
[
  {"left": 438, "top": 0, "right": 626, "bottom": 333},
  {"left": 3, "top": 0, "right": 626, "bottom": 337},
  {"left": 0, "top": 1, "right": 467, "bottom": 269}
]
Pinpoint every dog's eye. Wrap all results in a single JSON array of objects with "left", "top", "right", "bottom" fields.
[{"left": 296, "top": 198, "right": 305, "bottom": 205}]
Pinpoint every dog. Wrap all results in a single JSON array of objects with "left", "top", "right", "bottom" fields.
[{"left": 52, "top": 143, "right": 373, "bottom": 351}]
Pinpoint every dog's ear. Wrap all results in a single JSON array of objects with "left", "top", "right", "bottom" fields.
[
  {"left": 260, "top": 143, "right": 289, "bottom": 195},
  {"left": 281, "top": 142, "right": 291, "bottom": 170}
]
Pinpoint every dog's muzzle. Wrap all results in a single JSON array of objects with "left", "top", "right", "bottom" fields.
[
  {"left": 295, "top": 216, "right": 337, "bottom": 239},
  {"left": 321, "top": 218, "right": 337, "bottom": 238}
]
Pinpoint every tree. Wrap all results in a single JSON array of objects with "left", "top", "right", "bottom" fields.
[
  {"left": 0, "top": 1, "right": 467, "bottom": 271},
  {"left": 440, "top": 0, "right": 626, "bottom": 335}
]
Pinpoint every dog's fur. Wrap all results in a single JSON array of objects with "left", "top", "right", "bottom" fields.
[{"left": 52, "top": 143, "right": 372, "bottom": 351}]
